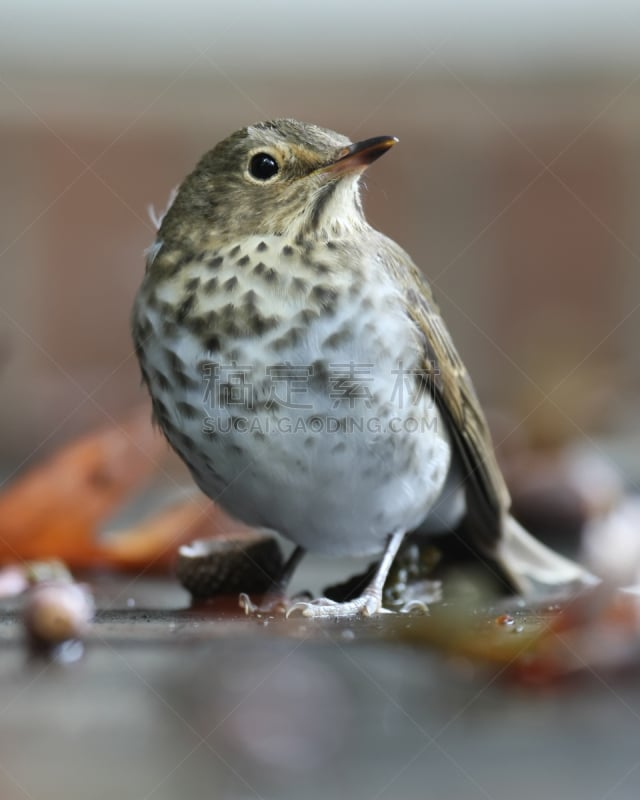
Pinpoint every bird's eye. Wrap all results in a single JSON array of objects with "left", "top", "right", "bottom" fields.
[{"left": 249, "top": 152, "right": 279, "bottom": 181}]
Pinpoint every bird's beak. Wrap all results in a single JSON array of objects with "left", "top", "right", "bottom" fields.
[{"left": 322, "top": 135, "right": 398, "bottom": 175}]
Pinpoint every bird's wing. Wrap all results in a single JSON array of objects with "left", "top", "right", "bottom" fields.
[{"left": 380, "top": 238, "right": 510, "bottom": 553}]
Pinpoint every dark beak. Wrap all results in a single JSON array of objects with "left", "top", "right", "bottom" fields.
[{"left": 324, "top": 135, "right": 398, "bottom": 175}]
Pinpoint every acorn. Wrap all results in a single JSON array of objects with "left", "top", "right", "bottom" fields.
[
  {"left": 23, "top": 581, "right": 94, "bottom": 646},
  {"left": 176, "top": 532, "right": 284, "bottom": 599}
]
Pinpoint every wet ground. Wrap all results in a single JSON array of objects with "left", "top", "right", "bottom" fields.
[{"left": 1, "top": 571, "right": 640, "bottom": 800}]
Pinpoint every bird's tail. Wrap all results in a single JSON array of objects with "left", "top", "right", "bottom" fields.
[{"left": 496, "top": 515, "right": 600, "bottom": 596}]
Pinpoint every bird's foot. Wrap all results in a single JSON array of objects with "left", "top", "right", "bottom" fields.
[
  {"left": 241, "top": 531, "right": 408, "bottom": 621},
  {"left": 238, "top": 590, "right": 313, "bottom": 617},
  {"left": 286, "top": 588, "right": 392, "bottom": 619},
  {"left": 239, "top": 592, "right": 288, "bottom": 616},
  {"left": 385, "top": 578, "right": 440, "bottom": 615}
]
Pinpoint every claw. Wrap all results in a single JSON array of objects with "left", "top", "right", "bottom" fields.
[
  {"left": 246, "top": 530, "right": 407, "bottom": 621},
  {"left": 238, "top": 592, "right": 258, "bottom": 615},
  {"left": 238, "top": 592, "right": 290, "bottom": 616},
  {"left": 399, "top": 600, "right": 430, "bottom": 615},
  {"left": 286, "top": 592, "right": 385, "bottom": 620}
]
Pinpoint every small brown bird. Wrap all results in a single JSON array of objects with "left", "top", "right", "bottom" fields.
[{"left": 132, "top": 119, "right": 591, "bottom": 617}]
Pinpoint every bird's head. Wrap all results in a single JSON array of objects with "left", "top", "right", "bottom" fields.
[{"left": 159, "top": 119, "right": 397, "bottom": 244}]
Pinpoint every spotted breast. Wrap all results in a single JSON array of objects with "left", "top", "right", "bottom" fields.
[{"left": 132, "top": 231, "right": 451, "bottom": 556}]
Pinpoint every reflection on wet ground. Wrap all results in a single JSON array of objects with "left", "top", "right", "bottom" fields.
[{"left": 1, "top": 573, "right": 640, "bottom": 800}]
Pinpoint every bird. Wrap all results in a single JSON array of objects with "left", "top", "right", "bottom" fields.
[{"left": 131, "top": 118, "right": 593, "bottom": 618}]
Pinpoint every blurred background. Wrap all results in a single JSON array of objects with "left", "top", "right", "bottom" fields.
[
  {"left": 3, "top": 6, "right": 640, "bottom": 800},
  {"left": 1, "top": 0, "right": 640, "bottom": 493}
]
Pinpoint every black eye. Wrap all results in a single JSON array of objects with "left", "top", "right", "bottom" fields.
[{"left": 249, "top": 152, "right": 279, "bottom": 180}]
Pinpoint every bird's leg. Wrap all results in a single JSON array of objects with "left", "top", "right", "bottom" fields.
[
  {"left": 287, "top": 530, "right": 406, "bottom": 619},
  {"left": 239, "top": 545, "right": 306, "bottom": 615},
  {"left": 274, "top": 545, "right": 306, "bottom": 593}
]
